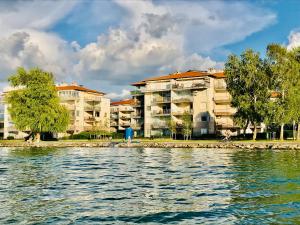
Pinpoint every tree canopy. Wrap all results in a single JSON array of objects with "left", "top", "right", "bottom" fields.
[{"left": 5, "top": 67, "right": 69, "bottom": 141}]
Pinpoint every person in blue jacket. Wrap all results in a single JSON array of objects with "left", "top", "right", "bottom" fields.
[{"left": 125, "top": 127, "right": 134, "bottom": 144}]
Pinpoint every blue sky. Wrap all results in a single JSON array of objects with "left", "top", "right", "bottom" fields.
[{"left": 0, "top": 0, "right": 300, "bottom": 99}]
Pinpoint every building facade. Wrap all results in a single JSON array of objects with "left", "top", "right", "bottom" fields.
[
  {"left": 110, "top": 99, "right": 137, "bottom": 133},
  {"left": 131, "top": 70, "right": 237, "bottom": 138},
  {"left": 3, "top": 84, "right": 110, "bottom": 139}
]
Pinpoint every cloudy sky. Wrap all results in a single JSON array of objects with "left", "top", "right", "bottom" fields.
[{"left": 0, "top": 0, "right": 300, "bottom": 100}]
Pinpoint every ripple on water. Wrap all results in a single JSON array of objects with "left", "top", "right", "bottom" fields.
[{"left": 1, "top": 147, "right": 300, "bottom": 224}]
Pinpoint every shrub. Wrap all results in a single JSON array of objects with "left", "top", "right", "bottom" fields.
[{"left": 7, "top": 136, "right": 14, "bottom": 140}]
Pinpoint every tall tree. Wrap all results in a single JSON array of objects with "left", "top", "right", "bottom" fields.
[
  {"left": 5, "top": 67, "right": 69, "bottom": 142},
  {"left": 266, "top": 44, "right": 300, "bottom": 140},
  {"left": 225, "top": 49, "right": 271, "bottom": 140},
  {"left": 165, "top": 117, "right": 177, "bottom": 139},
  {"left": 182, "top": 112, "right": 192, "bottom": 140}
]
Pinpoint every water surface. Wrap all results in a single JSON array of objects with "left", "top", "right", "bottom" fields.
[{"left": 1, "top": 147, "right": 300, "bottom": 224}]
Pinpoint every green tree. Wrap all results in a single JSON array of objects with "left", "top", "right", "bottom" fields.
[
  {"left": 225, "top": 49, "right": 271, "bottom": 140},
  {"left": 182, "top": 112, "right": 192, "bottom": 140},
  {"left": 165, "top": 117, "right": 177, "bottom": 139},
  {"left": 266, "top": 44, "right": 300, "bottom": 140},
  {"left": 5, "top": 67, "right": 69, "bottom": 142}
]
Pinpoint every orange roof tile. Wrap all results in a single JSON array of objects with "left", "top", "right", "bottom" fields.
[
  {"left": 111, "top": 99, "right": 135, "bottom": 106},
  {"left": 56, "top": 85, "right": 105, "bottom": 95},
  {"left": 132, "top": 70, "right": 224, "bottom": 86}
]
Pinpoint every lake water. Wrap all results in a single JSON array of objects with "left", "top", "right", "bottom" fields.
[{"left": 1, "top": 147, "right": 300, "bottom": 224}]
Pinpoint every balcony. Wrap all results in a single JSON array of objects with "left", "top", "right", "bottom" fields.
[
  {"left": 84, "top": 104, "right": 101, "bottom": 111},
  {"left": 111, "top": 122, "right": 118, "bottom": 127},
  {"left": 214, "top": 110, "right": 235, "bottom": 116},
  {"left": 130, "top": 90, "right": 143, "bottom": 96},
  {"left": 84, "top": 96, "right": 102, "bottom": 102},
  {"left": 132, "top": 113, "right": 142, "bottom": 118},
  {"left": 214, "top": 85, "right": 227, "bottom": 92},
  {"left": 214, "top": 97, "right": 231, "bottom": 104},
  {"left": 62, "top": 104, "right": 76, "bottom": 110},
  {"left": 132, "top": 100, "right": 143, "bottom": 108},
  {"left": 172, "top": 82, "right": 208, "bottom": 91},
  {"left": 119, "top": 106, "right": 134, "bottom": 112},
  {"left": 172, "top": 97, "right": 193, "bottom": 103},
  {"left": 132, "top": 124, "right": 142, "bottom": 130},
  {"left": 172, "top": 109, "right": 193, "bottom": 116},
  {"left": 120, "top": 121, "right": 131, "bottom": 127},
  {"left": 152, "top": 97, "right": 171, "bottom": 104},
  {"left": 152, "top": 109, "right": 171, "bottom": 116},
  {"left": 120, "top": 114, "right": 131, "bottom": 119},
  {"left": 84, "top": 116, "right": 96, "bottom": 121},
  {"left": 143, "top": 85, "right": 171, "bottom": 93},
  {"left": 110, "top": 114, "right": 118, "bottom": 119},
  {"left": 152, "top": 122, "right": 168, "bottom": 129},
  {"left": 59, "top": 95, "right": 78, "bottom": 101}
]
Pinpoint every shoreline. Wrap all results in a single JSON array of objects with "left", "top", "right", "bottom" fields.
[{"left": 1, "top": 140, "right": 300, "bottom": 150}]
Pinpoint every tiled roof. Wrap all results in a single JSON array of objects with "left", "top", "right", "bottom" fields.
[
  {"left": 56, "top": 85, "right": 105, "bottom": 95},
  {"left": 111, "top": 99, "right": 135, "bottom": 106},
  {"left": 132, "top": 70, "right": 225, "bottom": 86}
]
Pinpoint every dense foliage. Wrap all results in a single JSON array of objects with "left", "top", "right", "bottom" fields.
[
  {"left": 6, "top": 67, "right": 70, "bottom": 141},
  {"left": 225, "top": 45, "right": 300, "bottom": 140}
]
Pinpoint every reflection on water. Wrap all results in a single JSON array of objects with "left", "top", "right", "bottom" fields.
[{"left": 0, "top": 148, "right": 300, "bottom": 224}]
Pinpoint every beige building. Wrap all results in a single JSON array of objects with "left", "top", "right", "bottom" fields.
[
  {"left": 110, "top": 99, "right": 135, "bottom": 133},
  {"left": 131, "top": 70, "right": 237, "bottom": 138},
  {"left": 3, "top": 84, "right": 110, "bottom": 139}
]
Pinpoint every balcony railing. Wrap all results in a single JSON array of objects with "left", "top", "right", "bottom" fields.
[
  {"left": 214, "top": 97, "right": 231, "bottom": 104},
  {"left": 84, "top": 95, "right": 102, "bottom": 102},
  {"left": 172, "top": 109, "right": 193, "bottom": 116},
  {"left": 110, "top": 114, "right": 118, "bottom": 119},
  {"left": 130, "top": 90, "right": 143, "bottom": 96},
  {"left": 132, "top": 124, "right": 142, "bottom": 130},
  {"left": 152, "top": 97, "right": 171, "bottom": 104},
  {"left": 119, "top": 106, "right": 134, "bottom": 112},
  {"left": 84, "top": 116, "right": 96, "bottom": 121},
  {"left": 84, "top": 104, "right": 101, "bottom": 111},
  {"left": 59, "top": 95, "right": 78, "bottom": 101},
  {"left": 214, "top": 85, "right": 227, "bottom": 92},
  {"left": 63, "top": 104, "right": 76, "bottom": 110},
  {"left": 214, "top": 110, "right": 235, "bottom": 116},
  {"left": 172, "top": 82, "right": 208, "bottom": 91},
  {"left": 172, "top": 97, "right": 193, "bottom": 103},
  {"left": 152, "top": 109, "right": 171, "bottom": 116},
  {"left": 152, "top": 122, "right": 168, "bottom": 129},
  {"left": 120, "top": 122, "right": 131, "bottom": 127},
  {"left": 120, "top": 115, "right": 131, "bottom": 120},
  {"left": 143, "top": 85, "right": 171, "bottom": 93},
  {"left": 132, "top": 113, "right": 142, "bottom": 118},
  {"left": 110, "top": 122, "right": 118, "bottom": 126}
]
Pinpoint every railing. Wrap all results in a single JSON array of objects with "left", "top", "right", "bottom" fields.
[
  {"left": 119, "top": 106, "right": 134, "bottom": 112},
  {"left": 172, "top": 97, "right": 193, "bottom": 103},
  {"left": 214, "top": 97, "right": 231, "bottom": 104},
  {"left": 130, "top": 90, "right": 143, "bottom": 96},
  {"left": 152, "top": 97, "right": 171, "bottom": 104},
  {"left": 144, "top": 85, "right": 171, "bottom": 93},
  {"left": 132, "top": 124, "right": 142, "bottom": 129},
  {"left": 132, "top": 113, "right": 142, "bottom": 118},
  {"left": 152, "top": 122, "right": 168, "bottom": 129},
  {"left": 172, "top": 109, "right": 193, "bottom": 116},
  {"left": 84, "top": 96, "right": 102, "bottom": 102},
  {"left": 172, "top": 82, "right": 207, "bottom": 90},
  {"left": 120, "top": 115, "right": 131, "bottom": 120},
  {"left": 110, "top": 122, "right": 118, "bottom": 126},
  {"left": 214, "top": 110, "right": 235, "bottom": 116},
  {"left": 84, "top": 116, "right": 96, "bottom": 121},
  {"left": 111, "top": 108, "right": 119, "bottom": 113},
  {"left": 152, "top": 109, "right": 171, "bottom": 116},
  {"left": 63, "top": 104, "right": 76, "bottom": 110},
  {"left": 84, "top": 104, "right": 101, "bottom": 111},
  {"left": 214, "top": 85, "right": 227, "bottom": 92},
  {"left": 59, "top": 95, "right": 78, "bottom": 101},
  {"left": 110, "top": 114, "right": 118, "bottom": 119},
  {"left": 120, "top": 122, "right": 131, "bottom": 126}
]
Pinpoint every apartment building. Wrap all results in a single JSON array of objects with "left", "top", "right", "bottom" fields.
[
  {"left": 110, "top": 99, "right": 136, "bottom": 133},
  {"left": 3, "top": 83, "right": 110, "bottom": 139},
  {"left": 131, "top": 70, "right": 237, "bottom": 138}
]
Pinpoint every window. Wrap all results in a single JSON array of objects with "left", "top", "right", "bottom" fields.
[
  {"left": 201, "top": 116, "right": 207, "bottom": 122},
  {"left": 95, "top": 112, "right": 100, "bottom": 117},
  {"left": 201, "top": 128, "right": 208, "bottom": 134}
]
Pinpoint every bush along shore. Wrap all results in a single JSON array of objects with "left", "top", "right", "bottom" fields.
[{"left": 2, "top": 140, "right": 300, "bottom": 150}]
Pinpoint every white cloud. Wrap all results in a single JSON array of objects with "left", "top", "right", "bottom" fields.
[
  {"left": 287, "top": 30, "right": 300, "bottom": 50},
  {"left": 106, "top": 89, "right": 131, "bottom": 100},
  {"left": 0, "top": 0, "right": 276, "bottom": 94}
]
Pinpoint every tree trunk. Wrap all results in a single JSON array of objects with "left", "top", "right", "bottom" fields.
[
  {"left": 293, "top": 120, "right": 296, "bottom": 140},
  {"left": 252, "top": 123, "right": 257, "bottom": 140},
  {"left": 280, "top": 123, "right": 284, "bottom": 141},
  {"left": 297, "top": 122, "right": 300, "bottom": 141},
  {"left": 35, "top": 132, "right": 41, "bottom": 142},
  {"left": 243, "top": 119, "right": 249, "bottom": 136}
]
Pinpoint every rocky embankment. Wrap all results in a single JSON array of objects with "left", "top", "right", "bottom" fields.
[{"left": 1, "top": 141, "right": 300, "bottom": 150}]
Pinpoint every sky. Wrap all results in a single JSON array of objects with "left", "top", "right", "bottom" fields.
[{"left": 0, "top": 0, "right": 300, "bottom": 100}]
